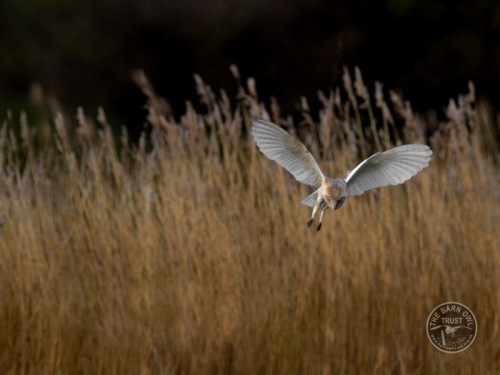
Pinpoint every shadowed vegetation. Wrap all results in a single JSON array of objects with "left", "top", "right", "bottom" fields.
[{"left": 0, "top": 68, "right": 498, "bottom": 374}]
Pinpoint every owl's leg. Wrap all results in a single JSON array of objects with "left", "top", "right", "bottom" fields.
[
  {"left": 306, "top": 204, "right": 319, "bottom": 228},
  {"left": 316, "top": 209, "right": 327, "bottom": 231}
]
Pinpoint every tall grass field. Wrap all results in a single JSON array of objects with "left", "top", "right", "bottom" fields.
[{"left": 0, "top": 68, "right": 498, "bottom": 374}]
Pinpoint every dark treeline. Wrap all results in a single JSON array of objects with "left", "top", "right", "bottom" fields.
[{"left": 1, "top": 0, "right": 499, "bottom": 127}]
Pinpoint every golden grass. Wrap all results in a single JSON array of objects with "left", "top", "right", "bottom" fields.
[{"left": 0, "top": 68, "right": 498, "bottom": 374}]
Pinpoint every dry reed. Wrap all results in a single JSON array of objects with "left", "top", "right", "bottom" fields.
[{"left": 0, "top": 68, "right": 498, "bottom": 374}]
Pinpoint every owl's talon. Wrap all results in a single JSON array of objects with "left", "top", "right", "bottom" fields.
[{"left": 306, "top": 219, "right": 314, "bottom": 228}]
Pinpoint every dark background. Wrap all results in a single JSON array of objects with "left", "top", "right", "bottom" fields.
[{"left": 1, "top": 0, "right": 499, "bottom": 128}]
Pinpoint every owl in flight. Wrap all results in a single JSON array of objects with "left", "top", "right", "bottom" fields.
[{"left": 252, "top": 119, "right": 432, "bottom": 231}]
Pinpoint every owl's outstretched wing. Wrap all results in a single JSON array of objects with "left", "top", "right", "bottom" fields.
[
  {"left": 252, "top": 120, "right": 325, "bottom": 187},
  {"left": 345, "top": 144, "right": 432, "bottom": 196}
]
